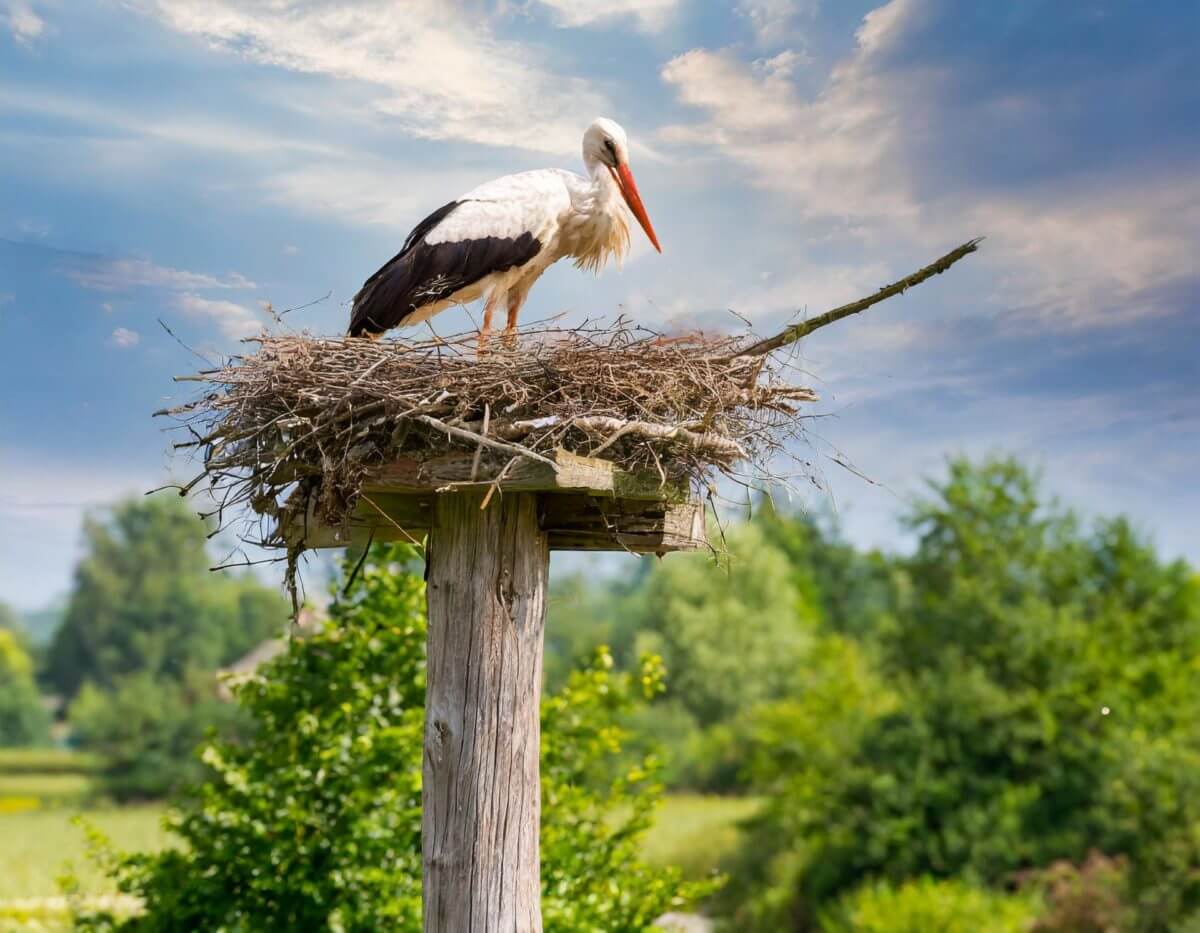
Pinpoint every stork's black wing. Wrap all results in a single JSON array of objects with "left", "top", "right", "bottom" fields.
[{"left": 348, "top": 200, "right": 542, "bottom": 337}]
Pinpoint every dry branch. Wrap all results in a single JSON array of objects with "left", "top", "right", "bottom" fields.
[{"left": 723, "top": 238, "right": 982, "bottom": 361}]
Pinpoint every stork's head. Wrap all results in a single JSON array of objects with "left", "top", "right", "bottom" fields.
[{"left": 583, "top": 117, "right": 662, "bottom": 254}]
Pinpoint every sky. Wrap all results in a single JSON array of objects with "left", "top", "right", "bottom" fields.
[{"left": 1, "top": 0, "right": 1197, "bottom": 610}]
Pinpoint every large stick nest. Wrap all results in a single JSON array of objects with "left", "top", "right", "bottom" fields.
[
  {"left": 164, "top": 322, "right": 814, "bottom": 535},
  {"left": 157, "top": 239, "right": 980, "bottom": 575}
]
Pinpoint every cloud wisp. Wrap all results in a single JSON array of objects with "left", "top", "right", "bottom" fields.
[
  {"left": 108, "top": 326, "right": 140, "bottom": 348},
  {"left": 126, "top": 0, "right": 608, "bottom": 154},
  {"left": 3, "top": 0, "right": 45, "bottom": 45},
  {"left": 534, "top": 0, "right": 680, "bottom": 33},
  {"left": 70, "top": 256, "right": 256, "bottom": 292},
  {"left": 176, "top": 293, "right": 264, "bottom": 338}
]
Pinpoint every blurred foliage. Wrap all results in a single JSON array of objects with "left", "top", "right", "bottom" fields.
[
  {"left": 1026, "top": 851, "right": 1132, "bottom": 932},
  {"left": 819, "top": 876, "right": 1038, "bottom": 932},
  {"left": 75, "top": 542, "right": 713, "bottom": 931},
  {"left": 0, "top": 623, "right": 51, "bottom": 746},
  {"left": 44, "top": 493, "right": 289, "bottom": 698},
  {"left": 720, "top": 457, "right": 1200, "bottom": 931},
  {"left": 68, "top": 670, "right": 245, "bottom": 801}
]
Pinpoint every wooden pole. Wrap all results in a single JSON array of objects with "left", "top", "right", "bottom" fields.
[{"left": 423, "top": 491, "right": 549, "bottom": 933}]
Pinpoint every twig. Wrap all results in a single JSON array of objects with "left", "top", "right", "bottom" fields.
[
  {"left": 470, "top": 403, "right": 490, "bottom": 481},
  {"left": 414, "top": 414, "right": 559, "bottom": 470},
  {"left": 575, "top": 416, "right": 746, "bottom": 458},
  {"left": 721, "top": 238, "right": 983, "bottom": 361}
]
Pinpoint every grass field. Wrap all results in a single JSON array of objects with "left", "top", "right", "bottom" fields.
[
  {"left": 0, "top": 773, "right": 91, "bottom": 801},
  {"left": 641, "top": 794, "right": 762, "bottom": 879},
  {"left": 0, "top": 807, "right": 171, "bottom": 901},
  {"left": 0, "top": 793, "right": 757, "bottom": 904}
]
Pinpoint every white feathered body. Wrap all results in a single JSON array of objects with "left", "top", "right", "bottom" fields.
[{"left": 349, "top": 168, "right": 632, "bottom": 334}]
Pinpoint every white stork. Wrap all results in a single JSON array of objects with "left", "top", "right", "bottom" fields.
[{"left": 348, "top": 117, "right": 661, "bottom": 347}]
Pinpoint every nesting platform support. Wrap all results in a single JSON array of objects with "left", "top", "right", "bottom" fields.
[
  {"left": 424, "top": 491, "right": 547, "bottom": 932},
  {"left": 283, "top": 450, "right": 707, "bottom": 932}
]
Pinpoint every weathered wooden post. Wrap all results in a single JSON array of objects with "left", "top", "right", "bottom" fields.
[
  {"left": 423, "top": 491, "right": 547, "bottom": 931},
  {"left": 292, "top": 451, "right": 706, "bottom": 931}
]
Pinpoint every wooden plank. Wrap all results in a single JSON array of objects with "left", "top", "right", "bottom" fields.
[
  {"left": 541, "top": 496, "right": 707, "bottom": 554},
  {"left": 284, "top": 491, "right": 706, "bottom": 555},
  {"left": 364, "top": 448, "right": 687, "bottom": 501},
  {"left": 282, "top": 493, "right": 432, "bottom": 549},
  {"left": 423, "top": 491, "right": 546, "bottom": 932}
]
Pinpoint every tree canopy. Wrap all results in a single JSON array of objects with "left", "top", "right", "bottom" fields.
[{"left": 45, "top": 493, "right": 289, "bottom": 698}]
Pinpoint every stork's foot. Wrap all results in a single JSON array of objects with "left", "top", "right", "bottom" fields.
[
  {"left": 476, "top": 327, "right": 492, "bottom": 356},
  {"left": 500, "top": 326, "right": 518, "bottom": 351}
]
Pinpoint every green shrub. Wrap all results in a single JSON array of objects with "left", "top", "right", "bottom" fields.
[
  {"left": 820, "top": 877, "right": 1037, "bottom": 933},
  {"left": 0, "top": 626, "right": 51, "bottom": 747},
  {"left": 75, "top": 543, "right": 715, "bottom": 931}
]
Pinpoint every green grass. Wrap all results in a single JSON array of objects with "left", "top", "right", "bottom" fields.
[
  {"left": 0, "top": 807, "right": 171, "bottom": 900},
  {"left": 0, "top": 749, "right": 99, "bottom": 775},
  {"left": 0, "top": 793, "right": 757, "bottom": 905},
  {"left": 640, "top": 794, "right": 763, "bottom": 879},
  {"left": 0, "top": 773, "right": 92, "bottom": 801}
]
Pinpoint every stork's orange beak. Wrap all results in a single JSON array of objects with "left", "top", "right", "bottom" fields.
[{"left": 610, "top": 162, "right": 662, "bottom": 253}]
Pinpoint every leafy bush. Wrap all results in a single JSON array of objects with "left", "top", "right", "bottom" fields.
[
  {"left": 819, "top": 877, "right": 1037, "bottom": 933},
  {"left": 1026, "top": 851, "right": 1131, "bottom": 932},
  {"left": 0, "top": 626, "right": 50, "bottom": 747},
  {"left": 76, "top": 543, "right": 714, "bottom": 931}
]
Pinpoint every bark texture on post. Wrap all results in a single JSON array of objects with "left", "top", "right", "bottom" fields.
[{"left": 424, "top": 491, "right": 549, "bottom": 933}]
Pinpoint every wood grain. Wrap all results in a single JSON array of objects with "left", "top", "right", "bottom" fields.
[{"left": 423, "top": 491, "right": 548, "bottom": 932}]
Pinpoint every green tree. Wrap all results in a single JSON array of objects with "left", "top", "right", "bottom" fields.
[
  {"left": 727, "top": 458, "right": 1200, "bottom": 931},
  {"left": 642, "top": 521, "right": 813, "bottom": 725},
  {"left": 45, "top": 494, "right": 289, "bottom": 698},
  {"left": 752, "top": 502, "right": 896, "bottom": 640},
  {"left": 77, "top": 543, "right": 714, "bottom": 931},
  {"left": 67, "top": 671, "right": 244, "bottom": 800},
  {"left": 0, "top": 625, "right": 51, "bottom": 746}
]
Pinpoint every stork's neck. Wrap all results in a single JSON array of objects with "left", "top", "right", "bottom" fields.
[
  {"left": 565, "top": 159, "right": 631, "bottom": 271},
  {"left": 582, "top": 155, "right": 622, "bottom": 212}
]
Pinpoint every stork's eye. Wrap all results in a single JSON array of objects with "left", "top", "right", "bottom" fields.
[{"left": 603, "top": 138, "right": 617, "bottom": 161}]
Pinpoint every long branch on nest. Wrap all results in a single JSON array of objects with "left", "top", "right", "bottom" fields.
[{"left": 158, "top": 239, "right": 979, "bottom": 559}]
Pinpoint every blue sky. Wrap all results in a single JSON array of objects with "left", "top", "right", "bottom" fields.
[{"left": 1, "top": 0, "right": 1197, "bottom": 609}]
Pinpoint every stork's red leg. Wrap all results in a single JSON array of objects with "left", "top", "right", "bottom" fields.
[
  {"left": 478, "top": 293, "right": 501, "bottom": 354},
  {"left": 503, "top": 288, "right": 527, "bottom": 350}
]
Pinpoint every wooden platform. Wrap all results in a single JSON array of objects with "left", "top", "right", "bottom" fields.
[{"left": 284, "top": 449, "right": 708, "bottom": 555}]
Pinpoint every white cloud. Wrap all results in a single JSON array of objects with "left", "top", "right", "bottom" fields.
[
  {"left": 71, "top": 257, "right": 256, "bottom": 292},
  {"left": 177, "top": 293, "right": 263, "bottom": 338},
  {"left": 261, "top": 161, "right": 485, "bottom": 229},
  {"left": 3, "top": 0, "right": 45, "bottom": 44},
  {"left": 126, "top": 0, "right": 607, "bottom": 154},
  {"left": 753, "top": 49, "right": 808, "bottom": 81},
  {"left": 534, "top": 0, "right": 679, "bottom": 32},
  {"left": 660, "top": 0, "right": 1200, "bottom": 326},
  {"left": 283, "top": 244, "right": 301, "bottom": 256},
  {"left": 109, "top": 327, "right": 140, "bottom": 348},
  {"left": 0, "top": 85, "right": 349, "bottom": 160},
  {"left": 737, "top": 0, "right": 818, "bottom": 44}
]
